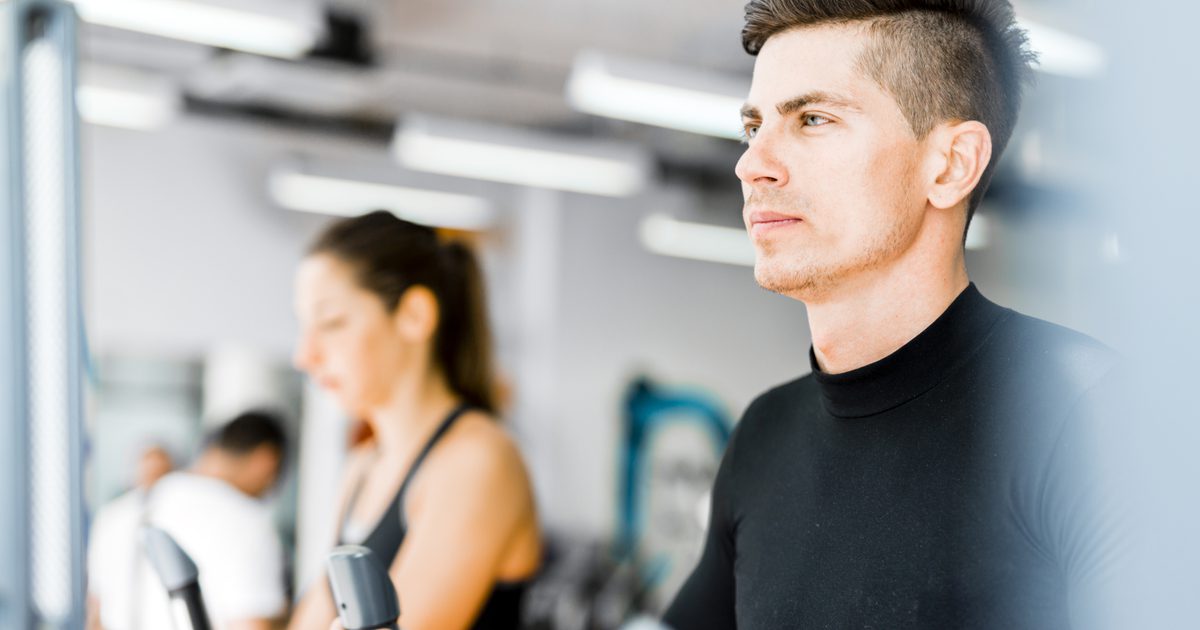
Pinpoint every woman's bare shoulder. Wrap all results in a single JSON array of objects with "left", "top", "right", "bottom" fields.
[{"left": 423, "top": 411, "right": 531, "bottom": 494}]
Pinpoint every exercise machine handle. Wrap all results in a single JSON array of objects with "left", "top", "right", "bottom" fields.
[
  {"left": 327, "top": 545, "right": 400, "bottom": 630},
  {"left": 141, "top": 526, "right": 212, "bottom": 630}
]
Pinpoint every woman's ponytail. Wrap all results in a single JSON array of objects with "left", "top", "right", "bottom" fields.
[{"left": 435, "top": 240, "right": 497, "bottom": 414}]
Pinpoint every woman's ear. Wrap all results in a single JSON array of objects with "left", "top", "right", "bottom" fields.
[
  {"left": 392, "top": 285, "right": 440, "bottom": 343},
  {"left": 925, "top": 120, "right": 993, "bottom": 211}
]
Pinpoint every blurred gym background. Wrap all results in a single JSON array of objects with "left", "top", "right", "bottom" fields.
[{"left": 7, "top": 0, "right": 1193, "bottom": 628}]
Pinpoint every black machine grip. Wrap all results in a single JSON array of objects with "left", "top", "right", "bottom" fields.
[
  {"left": 141, "top": 526, "right": 213, "bottom": 630},
  {"left": 328, "top": 545, "right": 401, "bottom": 630}
]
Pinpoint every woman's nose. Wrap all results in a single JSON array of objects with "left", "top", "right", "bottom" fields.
[{"left": 292, "top": 333, "right": 319, "bottom": 372}]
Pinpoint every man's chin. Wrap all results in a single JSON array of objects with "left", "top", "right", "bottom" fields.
[
  {"left": 754, "top": 258, "right": 828, "bottom": 301},
  {"left": 755, "top": 262, "right": 803, "bottom": 295}
]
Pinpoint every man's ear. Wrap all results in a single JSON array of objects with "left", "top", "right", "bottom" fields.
[
  {"left": 925, "top": 120, "right": 993, "bottom": 211},
  {"left": 393, "top": 285, "right": 440, "bottom": 343}
]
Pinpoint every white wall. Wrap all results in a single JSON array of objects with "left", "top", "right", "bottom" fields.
[{"left": 83, "top": 117, "right": 348, "bottom": 359}]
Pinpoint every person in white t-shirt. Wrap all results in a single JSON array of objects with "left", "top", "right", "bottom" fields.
[{"left": 88, "top": 411, "right": 290, "bottom": 630}]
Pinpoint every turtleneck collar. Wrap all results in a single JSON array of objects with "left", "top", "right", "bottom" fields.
[{"left": 810, "top": 283, "right": 1009, "bottom": 419}]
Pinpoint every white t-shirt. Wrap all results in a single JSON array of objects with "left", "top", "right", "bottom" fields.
[{"left": 88, "top": 472, "right": 287, "bottom": 630}]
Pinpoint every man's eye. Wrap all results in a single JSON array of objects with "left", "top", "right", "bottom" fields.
[
  {"left": 803, "top": 114, "right": 831, "bottom": 127},
  {"left": 740, "top": 124, "right": 760, "bottom": 143}
]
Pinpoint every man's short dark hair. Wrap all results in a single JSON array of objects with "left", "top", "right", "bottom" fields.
[
  {"left": 208, "top": 410, "right": 288, "bottom": 460},
  {"left": 742, "top": 0, "right": 1036, "bottom": 231}
]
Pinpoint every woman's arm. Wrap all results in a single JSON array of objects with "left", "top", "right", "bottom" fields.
[
  {"left": 287, "top": 578, "right": 338, "bottom": 630},
  {"left": 386, "top": 424, "right": 536, "bottom": 630},
  {"left": 287, "top": 445, "right": 374, "bottom": 630}
]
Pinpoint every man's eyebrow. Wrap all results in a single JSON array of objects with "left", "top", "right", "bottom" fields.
[
  {"left": 777, "top": 91, "right": 861, "bottom": 115},
  {"left": 740, "top": 91, "right": 861, "bottom": 120}
]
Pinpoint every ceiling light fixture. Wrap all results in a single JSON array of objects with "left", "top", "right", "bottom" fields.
[
  {"left": 268, "top": 163, "right": 496, "bottom": 231},
  {"left": 70, "top": 0, "right": 321, "bottom": 59},
  {"left": 566, "top": 50, "right": 748, "bottom": 140},
  {"left": 1019, "top": 18, "right": 1107, "bottom": 78},
  {"left": 77, "top": 64, "right": 180, "bottom": 130},
  {"left": 392, "top": 114, "right": 651, "bottom": 197},
  {"left": 639, "top": 214, "right": 755, "bottom": 267}
]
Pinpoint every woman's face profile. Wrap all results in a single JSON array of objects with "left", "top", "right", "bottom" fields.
[{"left": 292, "top": 254, "right": 409, "bottom": 417}]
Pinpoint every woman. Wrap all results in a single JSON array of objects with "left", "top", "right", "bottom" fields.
[{"left": 287, "top": 211, "right": 541, "bottom": 630}]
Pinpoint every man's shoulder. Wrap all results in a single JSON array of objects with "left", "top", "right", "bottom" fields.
[
  {"left": 152, "top": 472, "right": 271, "bottom": 524},
  {"left": 748, "top": 372, "right": 818, "bottom": 411},
  {"left": 94, "top": 487, "right": 144, "bottom": 520},
  {"left": 149, "top": 474, "right": 280, "bottom": 565},
  {"left": 992, "top": 308, "right": 1120, "bottom": 392},
  {"left": 732, "top": 373, "right": 820, "bottom": 442}
]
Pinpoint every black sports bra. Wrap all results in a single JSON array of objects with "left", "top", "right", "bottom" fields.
[{"left": 335, "top": 404, "right": 528, "bottom": 629}]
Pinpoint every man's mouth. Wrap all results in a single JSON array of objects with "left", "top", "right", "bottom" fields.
[{"left": 747, "top": 210, "right": 804, "bottom": 236}]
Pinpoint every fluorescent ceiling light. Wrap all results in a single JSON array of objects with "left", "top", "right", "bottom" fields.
[
  {"left": 1019, "top": 18, "right": 1106, "bottom": 78},
  {"left": 639, "top": 214, "right": 755, "bottom": 267},
  {"left": 77, "top": 64, "right": 180, "bottom": 130},
  {"left": 70, "top": 0, "right": 321, "bottom": 59},
  {"left": 268, "top": 165, "right": 496, "bottom": 231},
  {"left": 393, "top": 114, "right": 651, "bottom": 197},
  {"left": 567, "top": 50, "right": 748, "bottom": 140},
  {"left": 187, "top": 54, "right": 375, "bottom": 115}
]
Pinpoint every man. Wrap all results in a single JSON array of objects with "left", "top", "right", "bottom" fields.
[
  {"left": 89, "top": 411, "right": 290, "bottom": 630},
  {"left": 664, "top": 1, "right": 1122, "bottom": 628}
]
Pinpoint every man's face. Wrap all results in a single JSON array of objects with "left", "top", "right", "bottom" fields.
[
  {"left": 737, "top": 24, "right": 930, "bottom": 301},
  {"left": 241, "top": 446, "right": 282, "bottom": 498}
]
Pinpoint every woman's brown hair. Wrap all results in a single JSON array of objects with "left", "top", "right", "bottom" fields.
[{"left": 308, "top": 210, "right": 496, "bottom": 414}]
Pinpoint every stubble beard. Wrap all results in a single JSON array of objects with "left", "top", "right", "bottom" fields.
[{"left": 752, "top": 203, "right": 922, "bottom": 303}]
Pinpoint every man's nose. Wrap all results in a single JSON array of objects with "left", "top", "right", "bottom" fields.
[{"left": 735, "top": 128, "right": 788, "bottom": 189}]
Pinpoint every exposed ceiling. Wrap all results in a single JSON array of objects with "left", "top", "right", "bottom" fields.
[
  {"left": 76, "top": 0, "right": 1098, "bottom": 197},
  {"left": 80, "top": 0, "right": 749, "bottom": 127}
]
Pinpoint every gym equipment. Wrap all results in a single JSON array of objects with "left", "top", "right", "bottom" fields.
[
  {"left": 327, "top": 545, "right": 401, "bottom": 630},
  {"left": 617, "top": 377, "right": 732, "bottom": 609},
  {"left": 0, "top": 1, "right": 85, "bottom": 628},
  {"left": 141, "top": 526, "right": 212, "bottom": 630},
  {"left": 618, "top": 377, "right": 731, "bottom": 560}
]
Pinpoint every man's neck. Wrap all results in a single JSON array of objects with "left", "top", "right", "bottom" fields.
[{"left": 806, "top": 258, "right": 969, "bottom": 375}]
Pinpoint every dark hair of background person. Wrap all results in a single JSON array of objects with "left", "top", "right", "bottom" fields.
[
  {"left": 308, "top": 210, "right": 497, "bottom": 414},
  {"left": 741, "top": 0, "right": 1037, "bottom": 235},
  {"left": 208, "top": 409, "right": 289, "bottom": 461}
]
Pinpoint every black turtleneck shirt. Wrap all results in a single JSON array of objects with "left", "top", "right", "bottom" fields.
[{"left": 663, "top": 284, "right": 1122, "bottom": 629}]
